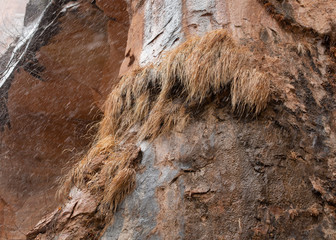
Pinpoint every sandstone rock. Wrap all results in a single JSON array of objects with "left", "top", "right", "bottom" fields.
[
  {"left": 0, "top": 1, "right": 128, "bottom": 238},
  {"left": 1, "top": 0, "right": 336, "bottom": 239}
]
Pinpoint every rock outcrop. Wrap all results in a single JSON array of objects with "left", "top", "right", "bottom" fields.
[
  {"left": 0, "top": 1, "right": 128, "bottom": 238},
  {"left": 0, "top": 0, "right": 336, "bottom": 239},
  {"left": 24, "top": 0, "right": 49, "bottom": 26}
]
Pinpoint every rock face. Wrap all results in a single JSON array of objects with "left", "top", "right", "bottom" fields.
[
  {"left": 1, "top": 0, "right": 336, "bottom": 239},
  {"left": 0, "top": 1, "right": 128, "bottom": 238},
  {"left": 24, "top": 0, "right": 49, "bottom": 26}
]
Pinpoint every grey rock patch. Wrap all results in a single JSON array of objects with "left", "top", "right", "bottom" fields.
[
  {"left": 24, "top": 0, "right": 49, "bottom": 26},
  {"left": 102, "top": 141, "right": 180, "bottom": 240},
  {"left": 140, "top": 0, "right": 183, "bottom": 66}
]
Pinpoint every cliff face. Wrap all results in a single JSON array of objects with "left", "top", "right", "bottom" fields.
[
  {"left": 0, "top": 1, "right": 128, "bottom": 238},
  {"left": 24, "top": 0, "right": 49, "bottom": 26},
  {"left": 1, "top": 0, "right": 336, "bottom": 239}
]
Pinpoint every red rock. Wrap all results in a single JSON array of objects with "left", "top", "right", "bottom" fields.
[{"left": 1, "top": 0, "right": 336, "bottom": 239}]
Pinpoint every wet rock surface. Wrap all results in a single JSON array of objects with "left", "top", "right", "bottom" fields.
[
  {"left": 101, "top": 110, "right": 334, "bottom": 239},
  {"left": 24, "top": 0, "right": 49, "bottom": 26},
  {"left": 0, "top": 1, "right": 128, "bottom": 238},
  {"left": 0, "top": 0, "right": 336, "bottom": 239}
]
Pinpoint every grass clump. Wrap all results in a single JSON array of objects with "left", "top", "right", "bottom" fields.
[{"left": 59, "top": 29, "right": 270, "bottom": 223}]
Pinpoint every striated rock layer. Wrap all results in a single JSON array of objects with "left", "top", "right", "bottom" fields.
[{"left": 0, "top": 0, "right": 335, "bottom": 239}]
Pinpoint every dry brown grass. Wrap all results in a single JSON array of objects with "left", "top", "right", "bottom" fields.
[
  {"left": 59, "top": 29, "right": 270, "bottom": 223},
  {"left": 59, "top": 140, "right": 140, "bottom": 221},
  {"left": 97, "top": 29, "right": 269, "bottom": 142}
]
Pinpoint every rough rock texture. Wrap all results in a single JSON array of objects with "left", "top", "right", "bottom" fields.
[{"left": 1, "top": 0, "right": 336, "bottom": 239}]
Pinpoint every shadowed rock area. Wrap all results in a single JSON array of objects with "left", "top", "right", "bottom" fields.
[
  {"left": 0, "top": 0, "right": 129, "bottom": 238},
  {"left": 0, "top": 0, "right": 336, "bottom": 239}
]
